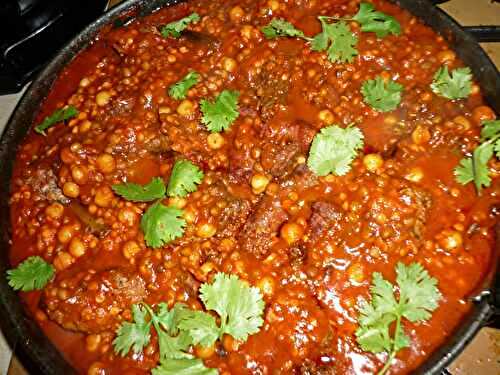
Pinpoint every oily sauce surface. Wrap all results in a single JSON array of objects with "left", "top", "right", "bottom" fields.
[{"left": 9, "top": 0, "right": 500, "bottom": 374}]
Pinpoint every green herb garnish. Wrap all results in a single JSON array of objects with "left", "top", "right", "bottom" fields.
[
  {"left": 7, "top": 256, "right": 55, "bottom": 291},
  {"left": 152, "top": 359, "right": 217, "bottom": 375},
  {"left": 167, "top": 160, "right": 204, "bottom": 198},
  {"left": 200, "top": 90, "right": 240, "bottom": 133},
  {"left": 355, "top": 262, "right": 441, "bottom": 375},
  {"left": 307, "top": 125, "right": 364, "bottom": 176},
  {"left": 34, "top": 106, "right": 79, "bottom": 135},
  {"left": 361, "top": 76, "right": 403, "bottom": 112},
  {"left": 455, "top": 119, "right": 500, "bottom": 193},
  {"left": 352, "top": 2, "right": 401, "bottom": 38},
  {"left": 261, "top": 19, "right": 306, "bottom": 39},
  {"left": 311, "top": 19, "right": 358, "bottom": 63},
  {"left": 430, "top": 66, "right": 472, "bottom": 100},
  {"left": 112, "top": 177, "right": 166, "bottom": 202},
  {"left": 141, "top": 202, "right": 186, "bottom": 248},
  {"left": 161, "top": 13, "right": 200, "bottom": 38},
  {"left": 169, "top": 71, "right": 200, "bottom": 100}
]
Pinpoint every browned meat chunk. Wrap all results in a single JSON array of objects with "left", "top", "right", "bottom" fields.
[
  {"left": 43, "top": 269, "right": 147, "bottom": 334},
  {"left": 239, "top": 195, "right": 288, "bottom": 258},
  {"left": 298, "top": 360, "right": 336, "bottom": 375},
  {"left": 217, "top": 198, "right": 252, "bottom": 238},
  {"left": 308, "top": 202, "right": 344, "bottom": 245},
  {"left": 26, "top": 168, "right": 69, "bottom": 204}
]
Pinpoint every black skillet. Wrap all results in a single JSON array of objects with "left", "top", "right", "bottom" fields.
[{"left": 0, "top": 0, "right": 499, "bottom": 374}]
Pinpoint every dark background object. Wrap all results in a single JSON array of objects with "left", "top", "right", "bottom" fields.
[
  {"left": 0, "top": 0, "right": 498, "bottom": 374},
  {"left": 0, "top": 0, "right": 108, "bottom": 95}
]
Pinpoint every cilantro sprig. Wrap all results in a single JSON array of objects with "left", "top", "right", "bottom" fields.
[
  {"left": 356, "top": 262, "right": 441, "bottom": 375},
  {"left": 361, "top": 76, "right": 403, "bottom": 112},
  {"left": 455, "top": 119, "right": 500, "bottom": 193},
  {"left": 200, "top": 90, "right": 240, "bottom": 133},
  {"left": 169, "top": 71, "right": 200, "bottom": 100},
  {"left": 34, "top": 106, "right": 79, "bottom": 135},
  {"left": 431, "top": 66, "right": 472, "bottom": 100},
  {"left": 167, "top": 160, "right": 204, "bottom": 197},
  {"left": 260, "top": 3, "right": 400, "bottom": 63},
  {"left": 113, "top": 160, "right": 204, "bottom": 248},
  {"left": 307, "top": 125, "right": 364, "bottom": 176},
  {"left": 114, "top": 273, "right": 265, "bottom": 374},
  {"left": 161, "top": 13, "right": 200, "bottom": 38},
  {"left": 7, "top": 256, "right": 55, "bottom": 291}
]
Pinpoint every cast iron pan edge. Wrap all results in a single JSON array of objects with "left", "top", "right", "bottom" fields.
[{"left": 0, "top": 0, "right": 498, "bottom": 374}]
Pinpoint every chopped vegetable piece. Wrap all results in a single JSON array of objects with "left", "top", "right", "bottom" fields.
[
  {"left": 430, "top": 66, "right": 472, "bottom": 100},
  {"left": 356, "top": 262, "right": 441, "bottom": 375},
  {"left": 200, "top": 90, "right": 240, "bottom": 132},
  {"left": 261, "top": 19, "right": 307, "bottom": 39},
  {"left": 200, "top": 272, "right": 265, "bottom": 342},
  {"left": 6, "top": 256, "right": 55, "bottom": 292},
  {"left": 455, "top": 119, "right": 500, "bottom": 193},
  {"left": 352, "top": 2, "right": 401, "bottom": 38},
  {"left": 167, "top": 160, "right": 204, "bottom": 197},
  {"left": 361, "top": 76, "right": 403, "bottom": 112},
  {"left": 141, "top": 202, "right": 186, "bottom": 248},
  {"left": 169, "top": 71, "right": 201, "bottom": 100},
  {"left": 307, "top": 125, "right": 364, "bottom": 176},
  {"left": 112, "top": 177, "right": 166, "bottom": 202},
  {"left": 152, "top": 358, "right": 217, "bottom": 375},
  {"left": 114, "top": 304, "right": 152, "bottom": 356},
  {"left": 161, "top": 13, "right": 200, "bottom": 38},
  {"left": 311, "top": 19, "right": 358, "bottom": 64},
  {"left": 34, "top": 106, "right": 79, "bottom": 135}
]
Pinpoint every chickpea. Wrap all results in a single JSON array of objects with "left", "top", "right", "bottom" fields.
[
  {"left": 53, "top": 252, "right": 74, "bottom": 271},
  {"left": 384, "top": 114, "right": 398, "bottom": 126},
  {"left": 222, "top": 57, "right": 237, "bottom": 73},
  {"left": 60, "top": 147, "right": 76, "bottom": 164},
  {"left": 280, "top": 222, "right": 304, "bottom": 245},
  {"left": 118, "top": 207, "right": 137, "bottom": 226},
  {"left": 79, "top": 120, "right": 92, "bottom": 133},
  {"left": 472, "top": 106, "right": 495, "bottom": 125},
  {"left": 347, "top": 263, "right": 365, "bottom": 284},
  {"left": 45, "top": 203, "right": 64, "bottom": 220},
  {"left": 240, "top": 25, "right": 254, "bottom": 39},
  {"left": 453, "top": 116, "right": 471, "bottom": 131},
  {"left": 195, "top": 344, "right": 216, "bottom": 359},
  {"left": 318, "top": 109, "right": 334, "bottom": 124},
  {"left": 80, "top": 77, "right": 91, "bottom": 87},
  {"left": 207, "top": 133, "right": 225, "bottom": 150},
  {"left": 158, "top": 106, "right": 171, "bottom": 115},
  {"left": 411, "top": 125, "right": 431, "bottom": 145},
  {"left": 96, "top": 153, "right": 116, "bottom": 174},
  {"left": 86, "top": 334, "right": 101, "bottom": 352},
  {"left": 63, "top": 182, "right": 80, "bottom": 198},
  {"left": 176, "top": 99, "right": 196, "bottom": 117},
  {"left": 405, "top": 167, "right": 424, "bottom": 183},
  {"left": 196, "top": 222, "right": 217, "bottom": 238},
  {"left": 251, "top": 173, "right": 270, "bottom": 194},
  {"left": 200, "top": 261, "right": 216, "bottom": 276},
  {"left": 257, "top": 276, "right": 275, "bottom": 297},
  {"left": 440, "top": 230, "right": 463, "bottom": 251},
  {"left": 58, "top": 225, "right": 74, "bottom": 244},
  {"left": 71, "top": 165, "right": 89, "bottom": 184},
  {"left": 229, "top": 6, "right": 244, "bottom": 23},
  {"left": 183, "top": 206, "right": 198, "bottom": 224},
  {"left": 363, "top": 154, "right": 384, "bottom": 173},
  {"left": 222, "top": 335, "right": 241, "bottom": 352},
  {"left": 69, "top": 237, "right": 86, "bottom": 258},
  {"left": 95, "top": 91, "right": 111, "bottom": 106},
  {"left": 168, "top": 196, "right": 187, "bottom": 209},
  {"left": 437, "top": 50, "right": 456, "bottom": 64},
  {"left": 122, "top": 240, "right": 141, "bottom": 259},
  {"left": 94, "top": 186, "right": 114, "bottom": 208},
  {"left": 87, "top": 362, "right": 106, "bottom": 375},
  {"left": 268, "top": 0, "right": 280, "bottom": 11}
]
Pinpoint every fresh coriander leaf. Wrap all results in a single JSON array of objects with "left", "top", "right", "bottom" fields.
[
  {"left": 481, "top": 119, "right": 500, "bottom": 142},
  {"left": 177, "top": 310, "right": 220, "bottom": 348},
  {"left": 112, "top": 177, "right": 166, "bottom": 202},
  {"left": 156, "top": 303, "right": 192, "bottom": 336},
  {"left": 6, "top": 256, "right": 55, "bottom": 291},
  {"left": 261, "top": 19, "right": 307, "bottom": 39},
  {"left": 200, "top": 90, "right": 240, "bottom": 133},
  {"left": 161, "top": 13, "right": 200, "bottom": 38},
  {"left": 167, "top": 160, "right": 204, "bottom": 198},
  {"left": 454, "top": 143, "right": 494, "bottom": 193},
  {"left": 169, "top": 71, "right": 200, "bottom": 100},
  {"left": 307, "top": 125, "right": 364, "bottom": 176},
  {"left": 152, "top": 358, "right": 217, "bottom": 375},
  {"left": 430, "top": 66, "right": 472, "bottom": 100},
  {"left": 355, "top": 262, "right": 441, "bottom": 375},
  {"left": 141, "top": 202, "right": 186, "bottom": 248},
  {"left": 34, "top": 106, "right": 79, "bottom": 135},
  {"left": 156, "top": 329, "right": 193, "bottom": 360},
  {"left": 361, "top": 76, "right": 403, "bottom": 112},
  {"left": 200, "top": 273, "right": 265, "bottom": 342},
  {"left": 113, "top": 304, "right": 152, "bottom": 356},
  {"left": 311, "top": 20, "right": 358, "bottom": 63},
  {"left": 352, "top": 2, "right": 401, "bottom": 38}
]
